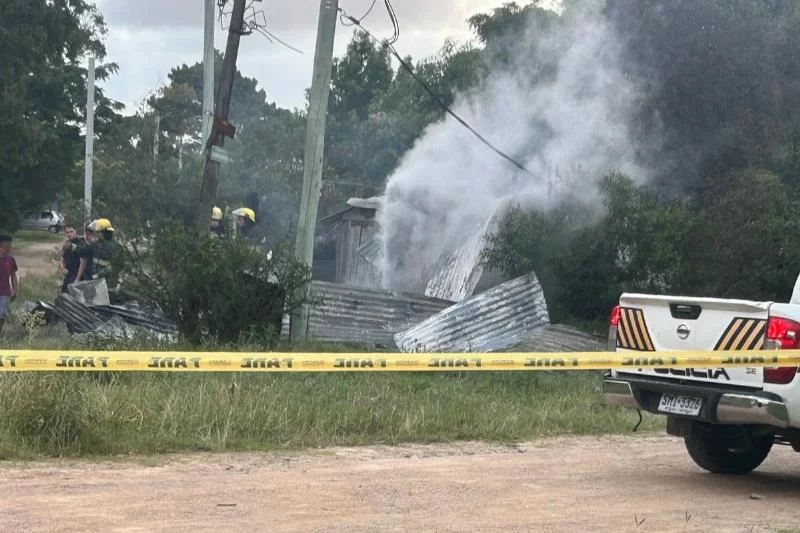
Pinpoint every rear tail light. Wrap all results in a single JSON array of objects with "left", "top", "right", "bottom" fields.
[
  {"left": 608, "top": 305, "right": 621, "bottom": 351},
  {"left": 764, "top": 316, "right": 800, "bottom": 384},
  {"left": 610, "top": 305, "right": 622, "bottom": 328}
]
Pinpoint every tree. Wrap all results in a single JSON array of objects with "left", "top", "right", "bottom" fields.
[
  {"left": 320, "top": 32, "right": 484, "bottom": 215},
  {"left": 98, "top": 55, "right": 307, "bottom": 243},
  {"left": 684, "top": 169, "right": 800, "bottom": 300},
  {"left": 0, "top": 0, "right": 121, "bottom": 230},
  {"left": 604, "top": 0, "right": 800, "bottom": 195}
]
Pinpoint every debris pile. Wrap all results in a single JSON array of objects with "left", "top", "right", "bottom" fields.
[{"left": 23, "top": 279, "right": 177, "bottom": 342}]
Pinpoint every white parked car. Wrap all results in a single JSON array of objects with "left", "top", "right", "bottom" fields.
[
  {"left": 20, "top": 210, "right": 64, "bottom": 233},
  {"left": 604, "top": 275, "right": 800, "bottom": 475}
]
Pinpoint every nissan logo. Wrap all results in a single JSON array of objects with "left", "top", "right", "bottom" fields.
[{"left": 677, "top": 324, "right": 690, "bottom": 340}]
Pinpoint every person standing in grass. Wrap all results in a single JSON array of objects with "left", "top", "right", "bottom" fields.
[{"left": 0, "top": 234, "right": 18, "bottom": 334}]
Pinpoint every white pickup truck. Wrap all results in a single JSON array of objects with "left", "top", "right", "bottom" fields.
[{"left": 603, "top": 278, "right": 800, "bottom": 475}]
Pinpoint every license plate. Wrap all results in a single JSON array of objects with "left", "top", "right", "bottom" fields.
[{"left": 658, "top": 393, "right": 703, "bottom": 416}]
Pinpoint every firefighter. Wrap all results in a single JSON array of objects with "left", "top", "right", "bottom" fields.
[
  {"left": 86, "top": 218, "right": 125, "bottom": 289},
  {"left": 232, "top": 207, "right": 256, "bottom": 239},
  {"left": 211, "top": 206, "right": 225, "bottom": 238}
]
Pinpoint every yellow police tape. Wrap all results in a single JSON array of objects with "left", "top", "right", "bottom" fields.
[{"left": 2, "top": 350, "right": 800, "bottom": 372}]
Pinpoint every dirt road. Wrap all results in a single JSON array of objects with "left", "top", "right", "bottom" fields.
[{"left": 1, "top": 434, "right": 798, "bottom": 532}]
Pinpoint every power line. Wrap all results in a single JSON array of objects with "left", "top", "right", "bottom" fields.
[
  {"left": 340, "top": 0, "right": 377, "bottom": 27},
  {"left": 337, "top": 8, "right": 533, "bottom": 176},
  {"left": 340, "top": 0, "right": 398, "bottom": 44},
  {"left": 217, "top": 0, "right": 304, "bottom": 53}
]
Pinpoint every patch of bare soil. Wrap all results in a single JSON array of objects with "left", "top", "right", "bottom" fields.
[
  {"left": 13, "top": 241, "right": 61, "bottom": 281},
  {"left": 1, "top": 434, "right": 798, "bottom": 532}
]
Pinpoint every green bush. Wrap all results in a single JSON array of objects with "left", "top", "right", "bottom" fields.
[
  {"left": 483, "top": 169, "right": 800, "bottom": 327},
  {"left": 126, "top": 224, "right": 312, "bottom": 345}
]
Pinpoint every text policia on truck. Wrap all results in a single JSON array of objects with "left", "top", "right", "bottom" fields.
[{"left": 603, "top": 274, "right": 800, "bottom": 475}]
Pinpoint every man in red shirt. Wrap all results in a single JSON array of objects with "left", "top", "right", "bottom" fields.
[{"left": 0, "top": 234, "right": 19, "bottom": 334}]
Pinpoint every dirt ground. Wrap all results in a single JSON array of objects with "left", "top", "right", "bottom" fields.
[
  {"left": 1, "top": 434, "right": 798, "bottom": 533},
  {"left": 13, "top": 240, "right": 61, "bottom": 280}
]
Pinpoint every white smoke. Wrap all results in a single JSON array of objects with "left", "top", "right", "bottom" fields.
[{"left": 377, "top": 10, "right": 647, "bottom": 292}]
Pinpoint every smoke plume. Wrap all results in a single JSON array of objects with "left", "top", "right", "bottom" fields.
[{"left": 378, "top": 9, "right": 648, "bottom": 293}]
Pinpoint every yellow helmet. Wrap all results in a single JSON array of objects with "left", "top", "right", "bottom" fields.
[
  {"left": 232, "top": 207, "right": 256, "bottom": 223},
  {"left": 211, "top": 206, "right": 223, "bottom": 221},
  {"left": 89, "top": 218, "right": 114, "bottom": 232}
]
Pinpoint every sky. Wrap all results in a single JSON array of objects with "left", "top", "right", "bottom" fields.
[{"left": 93, "top": 0, "right": 512, "bottom": 112}]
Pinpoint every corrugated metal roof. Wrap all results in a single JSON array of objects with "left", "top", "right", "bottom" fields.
[
  {"left": 394, "top": 272, "right": 550, "bottom": 353},
  {"left": 281, "top": 281, "right": 454, "bottom": 347},
  {"left": 502, "top": 324, "right": 606, "bottom": 353}
]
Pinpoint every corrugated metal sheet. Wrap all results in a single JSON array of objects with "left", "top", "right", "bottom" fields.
[
  {"left": 503, "top": 324, "right": 605, "bottom": 353},
  {"left": 424, "top": 213, "right": 498, "bottom": 302},
  {"left": 93, "top": 303, "right": 177, "bottom": 335},
  {"left": 394, "top": 272, "right": 550, "bottom": 353},
  {"left": 281, "top": 281, "right": 454, "bottom": 347},
  {"left": 53, "top": 294, "right": 105, "bottom": 334}
]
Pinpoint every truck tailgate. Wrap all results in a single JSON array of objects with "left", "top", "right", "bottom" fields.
[{"left": 615, "top": 293, "right": 769, "bottom": 388}]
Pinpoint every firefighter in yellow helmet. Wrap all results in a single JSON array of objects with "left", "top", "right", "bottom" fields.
[
  {"left": 210, "top": 206, "right": 225, "bottom": 238},
  {"left": 232, "top": 207, "right": 256, "bottom": 239},
  {"left": 85, "top": 218, "right": 125, "bottom": 290}
]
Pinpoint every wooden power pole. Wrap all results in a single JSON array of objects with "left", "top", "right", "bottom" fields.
[
  {"left": 290, "top": 0, "right": 340, "bottom": 341},
  {"left": 197, "top": 0, "right": 248, "bottom": 234}
]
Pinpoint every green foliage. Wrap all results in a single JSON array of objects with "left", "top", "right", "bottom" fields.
[
  {"left": 685, "top": 169, "right": 800, "bottom": 300},
  {"left": 485, "top": 170, "right": 800, "bottom": 324},
  {"left": 321, "top": 32, "right": 484, "bottom": 214},
  {"left": 604, "top": 0, "right": 800, "bottom": 193},
  {"left": 0, "top": 0, "right": 121, "bottom": 230},
  {"left": 126, "top": 225, "right": 311, "bottom": 345},
  {"left": 140, "top": 53, "right": 306, "bottom": 241}
]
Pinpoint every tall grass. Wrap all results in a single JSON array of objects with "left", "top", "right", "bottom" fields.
[{"left": 0, "top": 370, "right": 661, "bottom": 458}]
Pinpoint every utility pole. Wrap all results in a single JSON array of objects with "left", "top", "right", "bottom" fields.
[
  {"left": 290, "top": 0, "right": 339, "bottom": 342},
  {"left": 202, "top": 0, "right": 215, "bottom": 146},
  {"left": 84, "top": 57, "right": 95, "bottom": 221},
  {"left": 196, "top": 0, "right": 247, "bottom": 233}
]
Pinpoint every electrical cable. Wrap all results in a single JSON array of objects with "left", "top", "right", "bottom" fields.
[
  {"left": 254, "top": 26, "right": 304, "bottom": 55},
  {"left": 340, "top": 0, "right": 377, "bottom": 27},
  {"left": 338, "top": 8, "right": 534, "bottom": 176}
]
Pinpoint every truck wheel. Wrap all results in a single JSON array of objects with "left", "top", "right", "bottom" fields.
[{"left": 684, "top": 428, "right": 773, "bottom": 475}]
